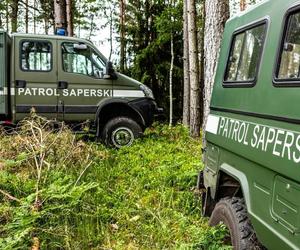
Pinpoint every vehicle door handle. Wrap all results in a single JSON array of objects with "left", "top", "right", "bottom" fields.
[
  {"left": 58, "top": 81, "right": 68, "bottom": 89},
  {"left": 16, "top": 80, "right": 27, "bottom": 88}
]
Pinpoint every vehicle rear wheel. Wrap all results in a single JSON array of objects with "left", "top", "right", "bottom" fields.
[
  {"left": 209, "top": 197, "right": 264, "bottom": 250},
  {"left": 101, "top": 117, "right": 142, "bottom": 148}
]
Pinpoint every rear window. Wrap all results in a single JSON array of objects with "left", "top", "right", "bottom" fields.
[
  {"left": 224, "top": 22, "right": 266, "bottom": 85},
  {"left": 276, "top": 11, "right": 300, "bottom": 81}
]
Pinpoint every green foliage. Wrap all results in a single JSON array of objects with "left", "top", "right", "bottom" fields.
[{"left": 0, "top": 120, "right": 230, "bottom": 249}]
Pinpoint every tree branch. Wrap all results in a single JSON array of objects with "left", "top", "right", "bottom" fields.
[
  {"left": 0, "top": 189, "right": 21, "bottom": 202},
  {"left": 19, "top": 0, "right": 41, "bottom": 12}
]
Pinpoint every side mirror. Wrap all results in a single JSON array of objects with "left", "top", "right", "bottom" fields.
[
  {"left": 106, "top": 61, "right": 114, "bottom": 75},
  {"left": 104, "top": 61, "right": 117, "bottom": 79},
  {"left": 73, "top": 43, "right": 88, "bottom": 50}
]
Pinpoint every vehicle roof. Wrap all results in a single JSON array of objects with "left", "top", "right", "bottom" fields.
[
  {"left": 228, "top": 0, "right": 269, "bottom": 22},
  {"left": 11, "top": 33, "right": 93, "bottom": 45},
  {"left": 227, "top": 0, "right": 299, "bottom": 29}
]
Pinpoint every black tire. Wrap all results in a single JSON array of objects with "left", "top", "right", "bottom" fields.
[
  {"left": 209, "top": 197, "right": 264, "bottom": 250},
  {"left": 101, "top": 117, "right": 143, "bottom": 148}
]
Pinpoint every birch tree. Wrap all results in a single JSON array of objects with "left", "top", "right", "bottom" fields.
[
  {"left": 187, "top": 0, "right": 201, "bottom": 137},
  {"left": 169, "top": 0, "right": 175, "bottom": 126},
  {"left": 203, "top": 0, "right": 229, "bottom": 129},
  {"left": 182, "top": 0, "right": 190, "bottom": 127}
]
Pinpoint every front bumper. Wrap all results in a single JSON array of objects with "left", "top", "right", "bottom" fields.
[{"left": 129, "top": 98, "right": 164, "bottom": 127}]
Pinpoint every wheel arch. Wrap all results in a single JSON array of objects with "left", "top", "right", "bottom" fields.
[
  {"left": 203, "top": 163, "right": 251, "bottom": 217},
  {"left": 218, "top": 163, "right": 250, "bottom": 207},
  {"left": 95, "top": 99, "right": 146, "bottom": 136}
]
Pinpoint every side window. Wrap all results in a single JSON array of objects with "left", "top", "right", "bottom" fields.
[
  {"left": 61, "top": 42, "right": 106, "bottom": 78},
  {"left": 21, "top": 41, "right": 52, "bottom": 71},
  {"left": 277, "top": 11, "right": 300, "bottom": 80},
  {"left": 224, "top": 23, "right": 266, "bottom": 84}
]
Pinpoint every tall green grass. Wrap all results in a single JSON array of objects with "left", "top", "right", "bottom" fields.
[{"left": 0, "top": 118, "right": 229, "bottom": 249}]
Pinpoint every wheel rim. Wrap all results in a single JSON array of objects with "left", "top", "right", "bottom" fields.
[{"left": 111, "top": 127, "right": 134, "bottom": 148}]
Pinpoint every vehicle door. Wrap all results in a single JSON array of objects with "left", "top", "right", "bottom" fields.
[
  {"left": 14, "top": 37, "right": 58, "bottom": 120},
  {"left": 0, "top": 31, "right": 8, "bottom": 115},
  {"left": 57, "top": 41, "right": 113, "bottom": 122}
]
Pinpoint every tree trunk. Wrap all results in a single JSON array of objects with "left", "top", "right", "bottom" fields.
[
  {"left": 44, "top": 18, "right": 49, "bottom": 34},
  {"left": 240, "top": 0, "right": 247, "bottom": 11},
  {"left": 187, "top": 0, "right": 201, "bottom": 138},
  {"left": 109, "top": 8, "right": 113, "bottom": 61},
  {"left": 198, "top": 4, "right": 205, "bottom": 126},
  {"left": 5, "top": 1, "right": 9, "bottom": 32},
  {"left": 203, "top": 0, "right": 229, "bottom": 129},
  {"left": 25, "top": 0, "right": 29, "bottom": 33},
  {"left": 169, "top": 33, "right": 174, "bottom": 126},
  {"left": 66, "top": 0, "right": 73, "bottom": 36},
  {"left": 119, "top": 0, "right": 126, "bottom": 72},
  {"left": 182, "top": 0, "right": 190, "bottom": 127},
  {"left": 33, "top": 0, "right": 37, "bottom": 34},
  {"left": 10, "top": 0, "right": 19, "bottom": 33},
  {"left": 88, "top": 14, "right": 94, "bottom": 40},
  {"left": 54, "top": 0, "right": 67, "bottom": 33}
]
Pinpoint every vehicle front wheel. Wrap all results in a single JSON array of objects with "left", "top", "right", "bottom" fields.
[
  {"left": 209, "top": 197, "right": 264, "bottom": 250},
  {"left": 101, "top": 117, "right": 143, "bottom": 148}
]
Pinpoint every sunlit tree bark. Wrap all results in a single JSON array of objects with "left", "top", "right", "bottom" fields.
[
  {"left": 203, "top": 0, "right": 229, "bottom": 131},
  {"left": 187, "top": 0, "right": 201, "bottom": 137}
]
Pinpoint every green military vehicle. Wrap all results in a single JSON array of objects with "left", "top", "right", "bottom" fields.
[
  {"left": 0, "top": 30, "right": 162, "bottom": 148},
  {"left": 199, "top": 0, "right": 300, "bottom": 249}
]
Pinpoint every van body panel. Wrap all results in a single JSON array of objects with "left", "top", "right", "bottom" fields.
[
  {"left": 14, "top": 36, "right": 58, "bottom": 120},
  {"left": 0, "top": 33, "right": 159, "bottom": 125},
  {"left": 0, "top": 31, "right": 9, "bottom": 115},
  {"left": 204, "top": 0, "right": 300, "bottom": 249},
  {"left": 56, "top": 39, "right": 114, "bottom": 121}
]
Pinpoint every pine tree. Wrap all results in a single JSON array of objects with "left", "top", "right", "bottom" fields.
[
  {"left": 54, "top": 0, "right": 67, "bottom": 33},
  {"left": 187, "top": 0, "right": 201, "bottom": 137},
  {"left": 203, "top": 0, "right": 229, "bottom": 130}
]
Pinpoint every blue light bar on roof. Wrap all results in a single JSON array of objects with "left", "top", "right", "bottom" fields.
[{"left": 56, "top": 28, "right": 66, "bottom": 36}]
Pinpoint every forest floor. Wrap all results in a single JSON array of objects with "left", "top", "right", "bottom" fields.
[{"left": 0, "top": 115, "right": 230, "bottom": 249}]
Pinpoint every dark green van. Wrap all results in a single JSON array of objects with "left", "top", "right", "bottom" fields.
[
  {"left": 0, "top": 31, "right": 162, "bottom": 148},
  {"left": 199, "top": 0, "right": 300, "bottom": 249}
]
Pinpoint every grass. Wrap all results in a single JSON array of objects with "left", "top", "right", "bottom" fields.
[{"left": 0, "top": 116, "right": 230, "bottom": 249}]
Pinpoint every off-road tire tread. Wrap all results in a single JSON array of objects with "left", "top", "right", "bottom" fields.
[
  {"left": 101, "top": 116, "right": 142, "bottom": 148},
  {"left": 209, "top": 197, "right": 266, "bottom": 250}
]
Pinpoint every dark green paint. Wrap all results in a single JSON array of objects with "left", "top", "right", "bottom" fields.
[
  {"left": 204, "top": 1, "right": 300, "bottom": 249},
  {"left": 0, "top": 31, "right": 155, "bottom": 124}
]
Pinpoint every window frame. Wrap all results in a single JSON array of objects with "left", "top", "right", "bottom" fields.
[
  {"left": 61, "top": 42, "right": 106, "bottom": 79},
  {"left": 223, "top": 19, "right": 268, "bottom": 88},
  {"left": 19, "top": 39, "right": 53, "bottom": 73},
  {"left": 273, "top": 5, "right": 300, "bottom": 87}
]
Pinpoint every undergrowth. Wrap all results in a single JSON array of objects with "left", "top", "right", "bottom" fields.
[{"left": 0, "top": 115, "right": 230, "bottom": 250}]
